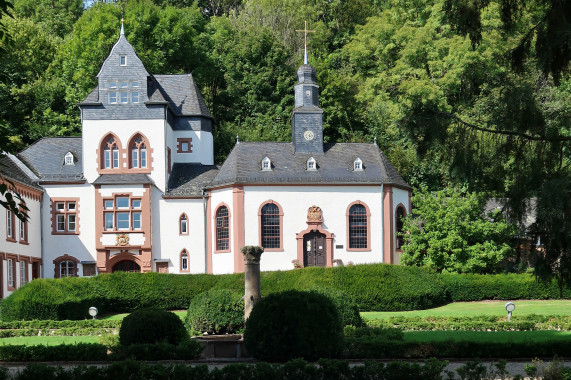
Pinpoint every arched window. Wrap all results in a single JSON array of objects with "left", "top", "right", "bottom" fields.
[
  {"left": 179, "top": 214, "right": 188, "bottom": 235},
  {"left": 215, "top": 205, "right": 230, "bottom": 252},
  {"left": 180, "top": 249, "right": 189, "bottom": 272},
  {"left": 101, "top": 135, "right": 120, "bottom": 169},
  {"left": 53, "top": 254, "right": 79, "bottom": 278},
  {"left": 259, "top": 202, "right": 283, "bottom": 250},
  {"left": 130, "top": 135, "right": 147, "bottom": 169},
  {"left": 395, "top": 205, "right": 407, "bottom": 249},
  {"left": 347, "top": 202, "right": 370, "bottom": 250}
]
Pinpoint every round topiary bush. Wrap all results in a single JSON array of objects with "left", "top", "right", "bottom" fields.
[
  {"left": 244, "top": 290, "right": 344, "bottom": 361},
  {"left": 309, "top": 287, "right": 365, "bottom": 327},
  {"left": 119, "top": 308, "right": 188, "bottom": 346},
  {"left": 185, "top": 288, "right": 244, "bottom": 335}
]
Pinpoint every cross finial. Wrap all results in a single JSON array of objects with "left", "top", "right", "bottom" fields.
[
  {"left": 120, "top": 18, "right": 125, "bottom": 35},
  {"left": 296, "top": 21, "right": 315, "bottom": 64}
]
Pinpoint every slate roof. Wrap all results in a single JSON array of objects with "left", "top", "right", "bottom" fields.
[
  {"left": 79, "top": 74, "right": 212, "bottom": 120},
  {"left": 92, "top": 174, "right": 154, "bottom": 185},
  {"left": 209, "top": 142, "right": 410, "bottom": 188},
  {"left": 18, "top": 138, "right": 85, "bottom": 182},
  {"left": 0, "top": 153, "right": 42, "bottom": 190},
  {"left": 165, "top": 164, "right": 219, "bottom": 197},
  {"left": 151, "top": 75, "right": 212, "bottom": 118}
]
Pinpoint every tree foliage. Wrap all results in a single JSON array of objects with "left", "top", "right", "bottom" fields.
[{"left": 401, "top": 187, "right": 516, "bottom": 274}]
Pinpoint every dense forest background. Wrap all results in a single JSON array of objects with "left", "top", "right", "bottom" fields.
[{"left": 0, "top": 0, "right": 569, "bottom": 279}]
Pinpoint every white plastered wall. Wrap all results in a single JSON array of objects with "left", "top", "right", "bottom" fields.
[
  {"left": 209, "top": 188, "right": 234, "bottom": 274},
  {"left": 170, "top": 130, "right": 214, "bottom": 165},
  {"left": 40, "top": 184, "right": 95, "bottom": 279},
  {"left": 156, "top": 197, "right": 207, "bottom": 274},
  {"left": 0, "top": 191, "right": 42, "bottom": 297},
  {"left": 233, "top": 185, "right": 385, "bottom": 273},
  {"left": 82, "top": 119, "right": 167, "bottom": 191}
]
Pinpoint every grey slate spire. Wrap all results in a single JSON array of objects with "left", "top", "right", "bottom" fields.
[{"left": 291, "top": 62, "right": 324, "bottom": 154}]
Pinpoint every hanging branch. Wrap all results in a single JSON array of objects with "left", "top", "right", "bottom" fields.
[{"left": 434, "top": 110, "right": 571, "bottom": 142}]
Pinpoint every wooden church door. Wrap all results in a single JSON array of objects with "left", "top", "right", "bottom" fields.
[{"left": 303, "top": 231, "right": 326, "bottom": 267}]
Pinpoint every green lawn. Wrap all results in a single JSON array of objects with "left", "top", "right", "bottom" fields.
[
  {"left": 403, "top": 330, "right": 571, "bottom": 343},
  {"left": 362, "top": 300, "right": 571, "bottom": 320},
  {"left": 0, "top": 336, "right": 100, "bottom": 346},
  {"left": 101, "top": 310, "right": 186, "bottom": 321}
]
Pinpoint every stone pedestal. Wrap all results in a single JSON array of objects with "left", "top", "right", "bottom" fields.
[{"left": 242, "top": 246, "right": 263, "bottom": 320}]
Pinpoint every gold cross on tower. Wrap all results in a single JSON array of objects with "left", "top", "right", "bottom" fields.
[{"left": 296, "top": 21, "right": 315, "bottom": 64}]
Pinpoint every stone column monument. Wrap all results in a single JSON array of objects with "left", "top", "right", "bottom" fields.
[{"left": 242, "top": 246, "right": 263, "bottom": 320}]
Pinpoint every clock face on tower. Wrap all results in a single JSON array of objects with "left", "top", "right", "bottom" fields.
[{"left": 304, "top": 130, "right": 315, "bottom": 141}]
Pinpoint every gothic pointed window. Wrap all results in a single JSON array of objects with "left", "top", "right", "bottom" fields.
[
  {"left": 130, "top": 136, "right": 147, "bottom": 168},
  {"left": 101, "top": 135, "right": 120, "bottom": 169},
  {"left": 180, "top": 249, "right": 189, "bottom": 272}
]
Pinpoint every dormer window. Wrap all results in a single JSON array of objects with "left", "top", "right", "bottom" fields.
[
  {"left": 64, "top": 152, "right": 74, "bottom": 166},
  {"left": 307, "top": 157, "right": 317, "bottom": 171},
  {"left": 354, "top": 158, "right": 363, "bottom": 171},
  {"left": 261, "top": 157, "right": 272, "bottom": 171},
  {"left": 120, "top": 55, "right": 126, "bottom": 66}
]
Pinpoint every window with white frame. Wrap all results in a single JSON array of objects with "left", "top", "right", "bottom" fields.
[
  {"left": 102, "top": 135, "right": 120, "bottom": 169},
  {"left": 108, "top": 81, "right": 117, "bottom": 103},
  {"left": 120, "top": 55, "right": 126, "bottom": 66},
  {"left": 181, "top": 249, "right": 189, "bottom": 272},
  {"left": 307, "top": 157, "right": 317, "bottom": 171},
  {"left": 19, "top": 261, "right": 26, "bottom": 286},
  {"left": 60, "top": 260, "right": 75, "bottom": 277},
  {"left": 7, "top": 210, "right": 13, "bottom": 239},
  {"left": 180, "top": 214, "right": 188, "bottom": 235},
  {"left": 131, "top": 81, "right": 139, "bottom": 103},
  {"left": 64, "top": 152, "right": 75, "bottom": 165},
  {"left": 19, "top": 218, "right": 27, "bottom": 242},
  {"left": 104, "top": 196, "right": 142, "bottom": 231},
  {"left": 130, "top": 135, "right": 147, "bottom": 169},
  {"left": 354, "top": 157, "right": 363, "bottom": 171},
  {"left": 52, "top": 200, "right": 78, "bottom": 235},
  {"left": 119, "top": 81, "right": 128, "bottom": 103},
  {"left": 7, "top": 259, "right": 14, "bottom": 288},
  {"left": 261, "top": 157, "right": 272, "bottom": 171}
]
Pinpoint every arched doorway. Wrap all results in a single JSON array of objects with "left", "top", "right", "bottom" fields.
[
  {"left": 112, "top": 260, "right": 141, "bottom": 273},
  {"left": 303, "top": 231, "right": 326, "bottom": 267}
]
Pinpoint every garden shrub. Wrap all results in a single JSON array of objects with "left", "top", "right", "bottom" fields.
[
  {"left": 119, "top": 308, "right": 188, "bottom": 346},
  {"left": 185, "top": 288, "right": 244, "bottom": 335},
  {"left": 441, "top": 273, "right": 571, "bottom": 301},
  {"left": 309, "top": 287, "right": 365, "bottom": 327},
  {"left": 244, "top": 290, "right": 344, "bottom": 361},
  {"left": 4, "top": 265, "right": 571, "bottom": 321}
]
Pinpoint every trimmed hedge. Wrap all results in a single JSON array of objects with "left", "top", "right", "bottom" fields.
[
  {"left": 441, "top": 273, "right": 571, "bottom": 301},
  {"left": 366, "top": 314, "right": 571, "bottom": 331},
  {"left": 185, "top": 289, "right": 244, "bottom": 335},
  {"left": 1, "top": 265, "right": 446, "bottom": 320},
  {"left": 3, "top": 266, "right": 571, "bottom": 321}
]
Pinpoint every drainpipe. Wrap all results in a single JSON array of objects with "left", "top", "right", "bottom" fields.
[{"left": 202, "top": 189, "right": 208, "bottom": 273}]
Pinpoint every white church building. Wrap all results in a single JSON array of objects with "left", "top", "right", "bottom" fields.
[{"left": 0, "top": 26, "right": 410, "bottom": 296}]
